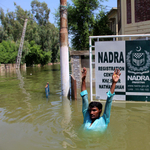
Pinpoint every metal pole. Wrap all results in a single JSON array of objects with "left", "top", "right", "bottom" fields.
[
  {"left": 89, "top": 37, "right": 93, "bottom": 101},
  {"left": 60, "top": 0, "right": 69, "bottom": 97},
  {"left": 89, "top": 34, "right": 150, "bottom": 39}
]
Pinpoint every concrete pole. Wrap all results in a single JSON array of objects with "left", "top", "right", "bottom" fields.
[
  {"left": 60, "top": 0, "right": 69, "bottom": 96},
  {"left": 16, "top": 18, "right": 28, "bottom": 69}
]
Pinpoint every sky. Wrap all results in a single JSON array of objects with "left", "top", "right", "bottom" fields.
[{"left": 0, "top": 0, "right": 117, "bottom": 25}]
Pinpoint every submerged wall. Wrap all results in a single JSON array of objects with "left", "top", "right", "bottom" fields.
[
  {"left": 0, "top": 63, "right": 26, "bottom": 73},
  {"left": 70, "top": 51, "right": 95, "bottom": 88}
]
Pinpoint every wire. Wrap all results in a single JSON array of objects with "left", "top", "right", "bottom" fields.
[
  {"left": 0, "top": 2, "right": 29, "bottom": 21},
  {"left": 0, "top": 3, "right": 34, "bottom": 21},
  {"left": 0, "top": 2, "right": 13, "bottom": 11}
]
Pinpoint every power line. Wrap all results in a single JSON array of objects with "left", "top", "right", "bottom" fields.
[
  {"left": 0, "top": 2, "right": 30, "bottom": 20},
  {"left": 0, "top": 2, "right": 13, "bottom": 12},
  {"left": 0, "top": 4, "right": 34, "bottom": 22}
]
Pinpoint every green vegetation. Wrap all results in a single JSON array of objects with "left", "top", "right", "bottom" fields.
[
  {"left": 0, "top": 0, "right": 113, "bottom": 65},
  {"left": 0, "top": 40, "right": 18, "bottom": 64},
  {"left": 55, "top": 0, "right": 113, "bottom": 50},
  {"left": 0, "top": 0, "right": 59, "bottom": 66},
  {"left": 93, "top": 12, "right": 113, "bottom": 39},
  {"left": 25, "top": 41, "right": 51, "bottom": 66}
]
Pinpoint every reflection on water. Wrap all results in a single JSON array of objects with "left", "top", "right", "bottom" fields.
[
  {"left": 16, "top": 69, "right": 32, "bottom": 115},
  {"left": 0, "top": 65, "right": 150, "bottom": 150}
]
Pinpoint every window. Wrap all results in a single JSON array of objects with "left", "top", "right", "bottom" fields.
[
  {"left": 118, "top": 0, "right": 121, "bottom": 31},
  {"left": 135, "top": 0, "right": 150, "bottom": 22},
  {"left": 127, "top": 0, "right": 131, "bottom": 24}
]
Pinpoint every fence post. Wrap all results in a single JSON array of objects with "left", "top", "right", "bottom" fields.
[{"left": 71, "top": 75, "right": 77, "bottom": 100}]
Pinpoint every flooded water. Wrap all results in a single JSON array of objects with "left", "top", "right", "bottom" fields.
[{"left": 0, "top": 64, "right": 150, "bottom": 150}]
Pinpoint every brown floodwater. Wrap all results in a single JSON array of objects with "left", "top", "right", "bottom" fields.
[{"left": 0, "top": 65, "right": 150, "bottom": 150}]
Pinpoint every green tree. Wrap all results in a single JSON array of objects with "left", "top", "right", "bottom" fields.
[
  {"left": 0, "top": 1, "right": 60, "bottom": 65},
  {"left": 21, "top": 40, "right": 30, "bottom": 64},
  {"left": 0, "top": 40, "right": 18, "bottom": 63},
  {"left": 68, "top": 0, "right": 105, "bottom": 50},
  {"left": 31, "top": 0, "right": 50, "bottom": 26},
  {"left": 31, "top": 0, "right": 60, "bottom": 63},
  {"left": 25, "top": 41, "right": 51, "bottom": 66},
  {"left": 0, "top": 6, "right": 30, "bottom": 42},
  {"left": 0, "top": 26, "right": 8, "bottom": 42},
  {"left": 25, "top": 20, "right": 40, "bottom": 44},
  {"left": 93, "top": 12, "right": 113, "bottom": 38},
  {"left": 54, "top": 0, "right": 113, "bottom": 50}
]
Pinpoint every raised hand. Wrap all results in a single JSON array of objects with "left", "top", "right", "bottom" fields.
[
  {"left": 82, "top": 67, "right": 87, "bottom": 81},
  {"left": 112, "top": 69, "right": 121, "bottom": 83},
  {"left": 110, "top": 69, "right": 121, "bottom": 94}
]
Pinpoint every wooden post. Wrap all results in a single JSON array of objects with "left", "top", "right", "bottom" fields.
[{"left": 71, "top": 75, "right": 77, "bottom": 100}]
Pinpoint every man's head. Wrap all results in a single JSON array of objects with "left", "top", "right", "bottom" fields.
[{"left": 89, "top": 101, "right": 102, "bottom": 121}]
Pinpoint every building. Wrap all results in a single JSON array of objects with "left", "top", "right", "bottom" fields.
[
  {"left": 108, "top": 0, "right": 150, "bottom": 39},
  {"left": 107, "top": 7, "right": 118, "bottom": 36}
]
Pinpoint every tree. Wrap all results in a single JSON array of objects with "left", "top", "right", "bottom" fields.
[
  {"left": 54, "top": 0, "right": 113, "bottom": 50},
  {"left": 25, "top": 19, "right": 40, "bottom": 44},
  {"left": 31, "top": 0, "right": 50, "bottom": 26},
  {"left": 0, "top": 6, "right": 30, "bottom": 42},
  {"left": 68, "top": 0, "right": 105, "bottom": 50},
  {"left": 48, "top": 23, "right": 60, "bottom": 63},
  {"left": 93, "top": 11, "right": 113, "bottom": 38},
  {"left": 0, "top": 26, "right": 8, "bottom": 42},
  {"left": 0, "top": 1, "right": 60, "bottom": 65},
  {"left": 0, "top": 40, "right": 18, "bottom": 64},
  {"left": 31, "top": 0, "right": 60, "bottom": 63},
  {"left": 25, "top": 41, "right": 51, "bottom": 66}
]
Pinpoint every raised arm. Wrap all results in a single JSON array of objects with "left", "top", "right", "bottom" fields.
[
  {"left": 80, "top": 67, "right": 89, "bottom": 118},
  {"left": 103, "top": 69, "right": 121, "bottom": 124},
  {"left": 81, "top": 67, "right": 87, "bottom": 91}
]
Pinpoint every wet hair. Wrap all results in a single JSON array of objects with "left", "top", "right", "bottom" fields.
[{"left": 89, "top": 101, "right": 103, "bottom": 110}]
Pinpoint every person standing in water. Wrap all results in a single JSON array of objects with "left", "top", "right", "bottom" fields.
[{"left": 80, "top": 67, "right": 121, "bottom": 131}]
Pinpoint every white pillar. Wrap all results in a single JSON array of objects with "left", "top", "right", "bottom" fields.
[
  {"left": 60, "top": 46, "right": 69, "bottom": 96},
  {"left": 60, "top": 0, "right": 69, "bottom": 96}
]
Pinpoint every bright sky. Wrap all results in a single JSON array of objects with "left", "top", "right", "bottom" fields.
[{"left": 0, "top": 0, "right": 117, "bottom": 25}]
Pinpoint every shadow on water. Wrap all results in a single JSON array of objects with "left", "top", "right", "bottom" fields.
[{"left": 0, "top": 64, "right": 150, "bottom": 150}]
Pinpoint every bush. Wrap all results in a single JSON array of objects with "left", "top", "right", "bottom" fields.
[
  {"left": 25, "top": 41, "right": 51, "bottom": 66},
  {"left": 0, "top": 40, "right": 18, "bottom": 64}
]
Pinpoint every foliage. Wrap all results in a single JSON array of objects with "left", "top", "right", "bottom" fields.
[
  {"left": 54, "top": 2, "right": 71, "bottom": 29},
  {"left": 31, "top": 0, "right": 50, "bottom": 26},
  {"left": 21, "top": 40, "right": 30, "bottom": 64},
  {"left": 55, "top": 0, "right": 113, "bottom": 50},
  {"left": 68, "top": 0, "right": 104, "bottom": 50},
  {"left": 0, "top": 6, "right": 30, "bottom": 42},
  {"left": 0, "top": 26, "right": 8, "bottom": 42},
  {"left": 25, "top": 41, "right": 51, "bottom": 66},
  {"left": 93, "top": 11, "right": 113, "bottom": 38},
  {"left": 0, "top": 40, "right": 18, "bottom": 64},
  {"left": 0, "top": 0, "right": 60, "bottom": 65}
]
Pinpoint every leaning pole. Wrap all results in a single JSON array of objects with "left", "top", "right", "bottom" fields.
[{"left": 60, "top": 0, "right": 69, "bottom": 97}]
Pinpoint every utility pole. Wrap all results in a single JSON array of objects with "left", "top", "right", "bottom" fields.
[
  {"left": 60, "top": 0, "right": 70, "bottom": 97},
  {"left": 16, "top": 18, "right": 28, "bottom": 69}
]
